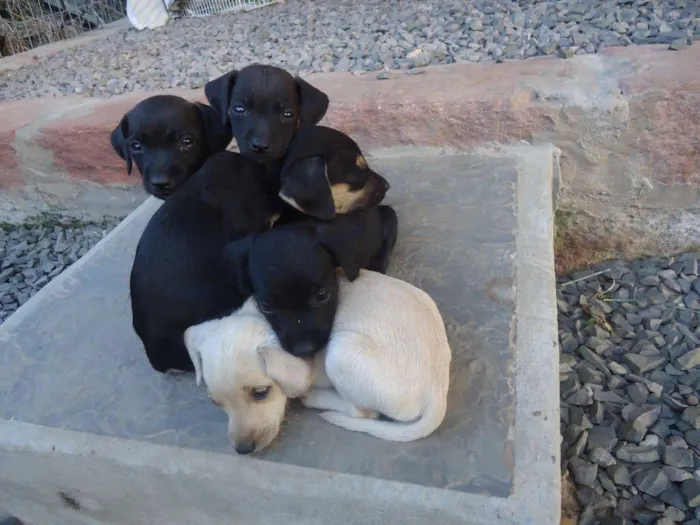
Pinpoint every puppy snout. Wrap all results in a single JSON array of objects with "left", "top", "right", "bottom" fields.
[
  {"left": 234, "top": 441, "right": 256, "bottom": 455},
  {"left": 372, "top": 172, "right": 390, "bottom": 193},
  {"left": 250, "top": 139, "right": 270, "bottom": 154},
  {"left": 292, "top": 341, "right": 318, "bottom": 357},
  {"left": 150, "top": 176, "right": 171, "bottom": 191}
]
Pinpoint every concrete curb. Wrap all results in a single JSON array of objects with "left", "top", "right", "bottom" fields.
[
  {"left": 1, "top": 45, "right": 699, "bottom": 270},
  {"left": 0, "top": 145, "right": 560, "bottom": 525},
  {"left": 511, "top": 143, "right": 561, "bottom": 523}
]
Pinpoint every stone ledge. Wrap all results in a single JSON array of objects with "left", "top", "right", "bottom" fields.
[{"left": 1, "top": 45, "right": 699, "bottom": 270}]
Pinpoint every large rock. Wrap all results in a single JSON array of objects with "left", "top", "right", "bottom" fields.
[
  {"left": 633, "top": 468, "right": 669, "bottom": 497},
  {"left": 682, "top": 479, "right": 700, "bottom": 508},
  {"left": 662, "top": 446, "right": 694, "bottom": 469},
  {"left": 616, "top": 445, "right": 660, "bottom": 463},
  {"left": 569, "top": 458, "right": 598, "bottom": 487},
  {"left": 677, "top": 348, "right": 700, "bottom": 371}
]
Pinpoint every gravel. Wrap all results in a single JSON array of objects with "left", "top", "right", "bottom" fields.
[
  {"left": 1, "top": 0, "right": 699, "bottom": 100},
  {"left": 0, "top": 219, "right": 121, "bottom": 324},
  {"left": 560, "top": 252, "right": 700, "bottom": 523}
]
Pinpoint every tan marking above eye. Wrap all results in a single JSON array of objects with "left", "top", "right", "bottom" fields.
[
  {"left": 355, "top": 154, "right": 368, "bottom": 170},
  {"left": 330, "top": 183, "right": 365, "bottom": 213}
]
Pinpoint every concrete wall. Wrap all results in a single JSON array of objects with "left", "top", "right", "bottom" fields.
[{"left": 1, "top": 45, "right": 699, "bottom": 271}]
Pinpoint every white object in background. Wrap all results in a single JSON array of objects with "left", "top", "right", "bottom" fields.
[
  {"left": 178, "top": 0, "right": 280, "bottom": 18},
  {"left": 127, "top": 0, "right": 176, "bottom": 30}
]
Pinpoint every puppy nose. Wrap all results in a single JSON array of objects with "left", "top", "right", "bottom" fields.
[
  {"left": 250, "top": 140, "right": 270, "bottom": 154},
  {"left": 382, "top": 179, "right": 390, "bottom": 192},
  {"left": 235, "top": 442, "right": 256, "bottom": 455},
  {"left": 151, "top": 178, "right": 171, "bottom": 190},
  {"left": 292, "top": 341, "right": 318, "bottom": 356}
]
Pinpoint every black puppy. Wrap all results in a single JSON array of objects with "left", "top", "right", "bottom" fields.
[
  {"left": 111, "top": 95, "right": 232, "bottom": 199},
  {"left": 204, "top": 64, "right": 329, "bottom": 179},
  {"left": 223, "top": 205, "right": 399, "bottom": 358},
  {"left": 130, "top": 151, "right": 278, "bottom": 373},
  {"left": 278, "top": 125, "right": 391, "bottom": 220}
]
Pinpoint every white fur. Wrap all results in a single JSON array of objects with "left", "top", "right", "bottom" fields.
[{"left": 184, "top": 270, "right": 451, "bottom": 450}]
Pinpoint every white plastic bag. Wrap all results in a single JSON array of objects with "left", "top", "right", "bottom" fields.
[{"left": 126, "top": 0, "right": 176, "bottom": 30}]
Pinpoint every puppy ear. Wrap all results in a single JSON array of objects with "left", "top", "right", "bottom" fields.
[
  {"left": 110, "top": 116, "right": 133, "bottom": 176},
  {"left": 295, "top": 77, "right": 329, "bottom": 126},
  {"left": 195, "top": 102, "right": 233, "bottom": 153},
  {"left": 258, "top": 344, "right": 314, "bottom": 398},
  {"left": 316, "top": 225, "right": 361, "bottom": 281},
  {"left": 184, "top": 321, "right": 221, "bottom": 386},
  {"left": 222, "top": 236, "right": 254, "bottom": 296},
  {"left": 204, "top": 70, "right": 238, "bottom": 126},
  {"left": 279, "top": 156, "right": 335, "bottom": 220}
]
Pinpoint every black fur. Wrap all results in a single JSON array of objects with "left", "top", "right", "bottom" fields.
[
  {"left": 279, "top": 126, "right": 391, "bottom": 220},
  {"left": 130, "top": 151, "right": 279, "bottom": 373},
  {"left": 204, "top": 64, "right": 329, "bottom": 175},
  {"left": 110, "top": 95, "right": 232, "bottom": 199},
  {"left": 223, "top": 205, "right": 399, "bottom": 358}
]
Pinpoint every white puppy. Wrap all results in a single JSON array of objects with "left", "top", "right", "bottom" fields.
[{"left": 184, "top": 270, "right": 452, "bottom": 453}]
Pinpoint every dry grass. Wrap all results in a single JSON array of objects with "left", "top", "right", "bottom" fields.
[{"left": 561, "top": 471, "right": 581, "bottom": 525}]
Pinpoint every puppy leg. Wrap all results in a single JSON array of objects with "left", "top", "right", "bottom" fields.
[
  {"left": 301, "top": 389, "right": 378, "bottom": 419},
  {"left": 367, "top": 205, "right": 398, "bottom": 275},
  {"left": 325, "top": 331, "right": 423, "bottom": 422},
  {"left": 144, "top": 336, "right": 195, "bottom": 374}
]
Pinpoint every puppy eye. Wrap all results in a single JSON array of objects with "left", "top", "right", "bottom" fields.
[
  {"left": 258, "top": 302, "right": 274, "bottom": 315},
  {"left": 313, "top": 289, "right": 330, "bottom": 305},
  {"left": 129, "top": 141, "right": 143, "bottom": 153},
  {"left": 251, "top": 386, "right": 271, "bottom": 401},
  {"left": 180, "top": 136, "right": 194, "bottom": 151},
  {"left": 232, "top": 104, "right": 246, "bottom": 115},
  {"left": 282, "top": 109, "right": 295, "bottom": 120}
]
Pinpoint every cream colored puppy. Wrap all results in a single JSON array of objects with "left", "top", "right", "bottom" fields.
[{"left": 184, "top": 270, "right": 452, "bottom": 453}]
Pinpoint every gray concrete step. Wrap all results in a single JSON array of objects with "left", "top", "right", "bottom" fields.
[{"left": 0, "top": 144, "right": 561, "bottom": 525}]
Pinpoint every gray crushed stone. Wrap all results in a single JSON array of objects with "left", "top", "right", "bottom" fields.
[
  {"left": 560, "top": 253, "right": 700, "bottom": 524},
  {"left": 0, "top": 220, "right": 121, "bottom": 324},
  {"left": 1, "top": 0, "right": 699, "bottom": 100}
]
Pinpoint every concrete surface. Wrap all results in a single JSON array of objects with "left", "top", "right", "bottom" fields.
[
  {"left": 0, "top": 144, "right": 560, "bottom": 524},
  {"left": 1, "top": 45, "right": 699, "bottom": 272}
]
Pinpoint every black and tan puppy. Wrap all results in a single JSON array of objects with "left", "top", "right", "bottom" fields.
[
  {"left": 223, "top": 205, "right": 398, "bottom": 358},
  {"left": 110, "top": 95, "right": 232, "bottom": 199},
  {"left": 278, "top": 125, "right": 391, "bottom": 220},
  {"left": 130, "top": 151, "right": 279, "bottom": 373},
  {"left": 204, "top": 64, "right": 329, "bottom": 180}
]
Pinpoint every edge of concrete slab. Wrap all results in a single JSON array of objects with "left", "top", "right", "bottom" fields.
[
  {"left": 510, "top": 142, "right": 561, "bottom": 524},
  {"left": 0, "top": 144, "right": 560, "bottom": 525}
]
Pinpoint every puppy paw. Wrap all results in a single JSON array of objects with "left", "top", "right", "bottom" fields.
[
  {"left": 318, "top": 410, "right": 345, "bottom": 424},
  {"left": 299, "top": 389, "right": 331, "bottom": 410},
  {"left": 165, "top": 368, "right": 189, "bottom": 375}
]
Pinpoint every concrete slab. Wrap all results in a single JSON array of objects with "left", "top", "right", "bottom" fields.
[{"left": 0, "top": 144, "right": 560, "bottom": 524}]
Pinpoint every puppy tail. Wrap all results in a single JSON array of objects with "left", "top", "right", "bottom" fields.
[{"left": 318, "top": 392, "right": 447, "bottom": 442}]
